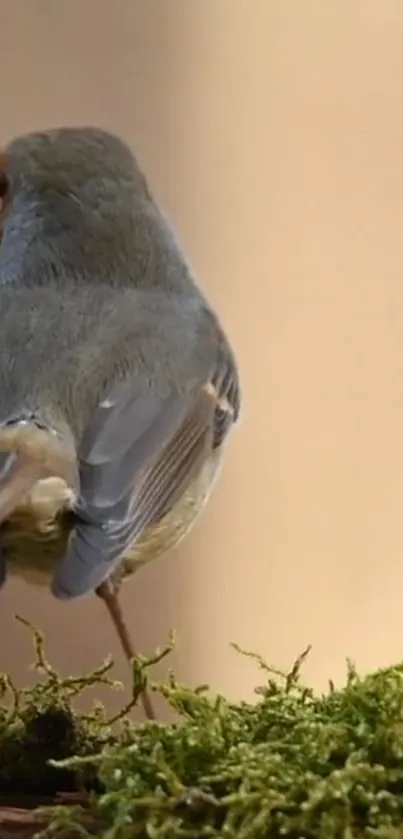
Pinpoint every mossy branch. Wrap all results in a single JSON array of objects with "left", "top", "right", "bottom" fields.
[{"left": 3, "top": 620, "right": 403, "bottom": 837}]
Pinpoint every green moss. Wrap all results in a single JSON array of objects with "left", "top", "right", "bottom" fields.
[
  {"left": 3, "top": 622, "right": 403, "bottom": 837},
  {"left": 0, "top": 616, "right": 120, "bottom": 797}
]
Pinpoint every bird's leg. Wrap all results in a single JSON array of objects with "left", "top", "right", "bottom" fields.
[{"left": 95, "top": 578, "right": 156, "bottom": 721}]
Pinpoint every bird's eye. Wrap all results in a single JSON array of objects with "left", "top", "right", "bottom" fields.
[{"left": 0, "top": 171, "right": 8, "bottom": 199}]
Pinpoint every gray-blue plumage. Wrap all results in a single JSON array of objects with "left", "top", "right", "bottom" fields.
[{"left": 0, "top": 126, "right": 240, "bottom": 600}]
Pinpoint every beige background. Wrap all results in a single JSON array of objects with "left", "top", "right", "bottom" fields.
[{"left": 0, "top": 0, "right": 403, "bottom": 716}]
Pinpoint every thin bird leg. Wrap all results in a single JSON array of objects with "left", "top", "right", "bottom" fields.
[{"left": 95, "top": 578, "right": 156, "bottom": 721}]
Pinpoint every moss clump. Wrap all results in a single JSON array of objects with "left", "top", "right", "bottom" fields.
[
  {"left": 0, "top": 616, "right": 122, "bottom": 798},
  {"left": 3, "top": 624, "right": 403, "bottom": 837}
]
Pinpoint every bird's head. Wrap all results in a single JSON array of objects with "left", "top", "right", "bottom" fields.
[{"left": 0, "top": 126, "right": 149, "bottom": 213}]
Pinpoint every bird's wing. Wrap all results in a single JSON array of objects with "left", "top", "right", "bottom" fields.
[
  {"left": 50, "top": 294, "right": 241, "bottom": 600},
  {"left": 51, "top": 377, "right": 218, "bottom": 599}
]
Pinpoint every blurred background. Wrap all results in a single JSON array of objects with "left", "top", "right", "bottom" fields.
[{"left": 1, "top": 0, "right": 403, "bottom": 717}]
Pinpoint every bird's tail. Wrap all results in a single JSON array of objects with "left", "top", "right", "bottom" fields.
[{"left": 0, "top": 422, "right": 76, "bottom": 526}]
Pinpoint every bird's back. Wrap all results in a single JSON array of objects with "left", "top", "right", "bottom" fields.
[{"left": 0, "top": 170, "right": 222, "bottom": 443}]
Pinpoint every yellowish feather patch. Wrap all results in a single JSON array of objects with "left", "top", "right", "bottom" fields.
[{"left": 0, "top": 451, "right": 222, "bottom": 587}]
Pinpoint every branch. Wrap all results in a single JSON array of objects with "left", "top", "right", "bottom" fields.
[{"left": 0, "top": 804, "right": 101, "bottom": 839}]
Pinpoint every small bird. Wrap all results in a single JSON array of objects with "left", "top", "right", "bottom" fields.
[{"left": 0, "top": 127, "right": 241, "bottom": 719}]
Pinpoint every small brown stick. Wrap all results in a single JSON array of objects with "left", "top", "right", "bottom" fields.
[
  {"left": 95, "top": 579, "right": 156, "bottom": 721},
  {"left": 0, "top": 804, "right": 101, "bottom": 839},
  {"left": 55, "top": 790, "right": 92, "bottom": 806}
]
